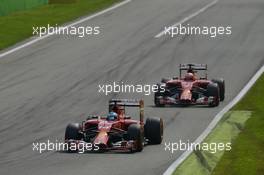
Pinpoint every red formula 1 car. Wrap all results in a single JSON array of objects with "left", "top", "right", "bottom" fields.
[
  {"left": 154, "top": 64, "right": 225, "bottom": 107},
  {"left": 65, "top": 99, "right": 163, "bottom": 153}
]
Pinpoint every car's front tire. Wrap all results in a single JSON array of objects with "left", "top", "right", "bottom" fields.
[
  {"left": 65, "top": 123, "right": 82, "bottom": 140},
  {"left": 128, "top": 124, "right": 144, "bottom": 152},
  {"left": 206, "top": 83, "right": 220, "bottom": 107},
  {"left": 212, "top": 78, "right": 225, "bottom": 101},
  {"left": 154, "top": 84, "right": 165, "bottom": 107},
  {"left": 144, "top": 117, "right": 163, "bottom": 144},
  {"left": 65, "top": 123, "right": 82, "bottom": 152},
  {"left": 154, "top": 92, "right": 165, "bottom": 107}
]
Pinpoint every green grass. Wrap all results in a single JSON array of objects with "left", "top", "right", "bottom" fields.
[
  {"left": 212, "top": 74, "right": 264, "bottom": 175},
  {"left": 0, "top": 0, "right": 121, "bottom": 50},
  {"left": 173, "top": 111, "right": 251, "bottom": 175}
]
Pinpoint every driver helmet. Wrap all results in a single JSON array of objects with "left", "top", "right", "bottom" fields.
[
  {"left": 112, "top": 105, "right": 122, "bottom": 115},
  {"left": 184, "top": 73, "right": 194, "bottom": 81},
  {"left": 107, "top": 112, "right": 118, "bottom": 121}
]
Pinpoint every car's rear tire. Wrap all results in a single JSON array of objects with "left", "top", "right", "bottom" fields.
[
  {"left": 128, "top": 124, "right": 143, "bottom": 152},
  {"left": 206, "top": 83, "right": 220, "bottom": 107},
  {"left": 212, "top": 78, "right": 225, "bottom": 101},
  {"left": 144, "top": 117, "right": 163, "bottom": 144}
]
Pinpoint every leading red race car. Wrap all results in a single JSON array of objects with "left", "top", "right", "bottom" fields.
[
  {"left": 65, "top": 99, "right": 163, "bottom": 153},
  {"left": 154, "top": 64, "right": 225, "bottom": 107}
]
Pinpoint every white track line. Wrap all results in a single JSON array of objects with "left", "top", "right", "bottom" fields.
[
  {"left": 0, "top": 0, "right": 131, "bottom": 58},
  {"left": 155, "top": 0, "right": 218, "bottom": 38},
  {"left": 163, "top": 65, "right": 264, "bottom": 175}
]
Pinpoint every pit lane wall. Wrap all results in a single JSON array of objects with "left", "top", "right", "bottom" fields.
[
  {"left": 0, "top": 0, "right": 48, "bottom": 16},
  {"left": 173, "top": 111, "right": 251, "bottom": 175}
]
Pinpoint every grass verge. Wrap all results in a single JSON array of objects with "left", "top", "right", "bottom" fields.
[
  {"left": 212, "top": 74, "right": 264, "bottom": 175},
  {"left": 173, "top": 111, "right": 251, "bottom": 175},
  {"left": 173, "top": 74, "right": 264, "bottom": 175},
  {"left": 0, "top": 0, "right": 121, "bottom": 50}
]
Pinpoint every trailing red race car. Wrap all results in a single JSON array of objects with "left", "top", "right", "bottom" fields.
[
  {"left": 154, "top": 64, "right": 225, "bottom": 107},
  {"left": 65, "top": 99, "right": 163, "bottom": 153}
]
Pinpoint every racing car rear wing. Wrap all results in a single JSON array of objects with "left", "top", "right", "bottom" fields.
[
  {"left": 109, "top": 99, "right": 144, "bottom": 124},
  {"left": 179, "top": 63, "right": 208, "bottom": 79},
  {"left": 180, "top": 63, "right": 207, "bottom": 70}
]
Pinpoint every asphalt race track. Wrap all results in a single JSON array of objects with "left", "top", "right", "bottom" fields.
[{"left": 0, "top": 0, "right": 263, "bottom": 174}]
